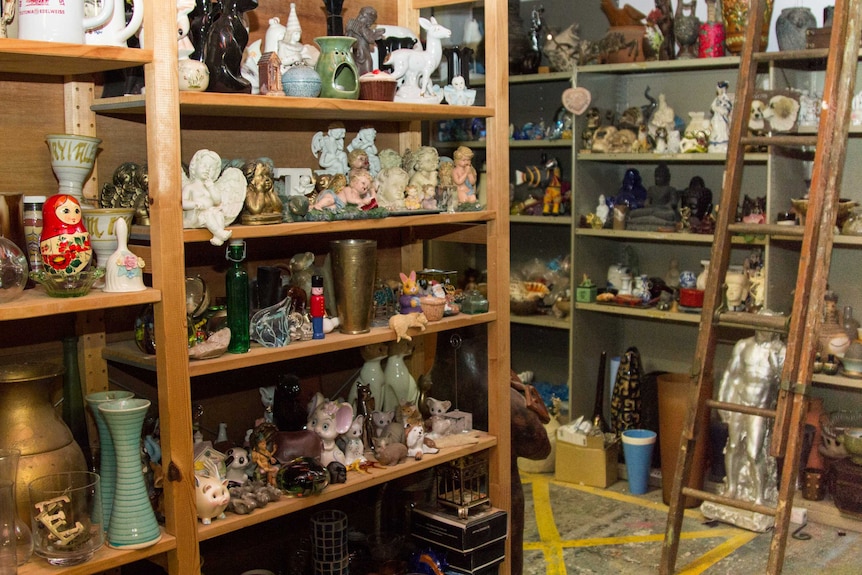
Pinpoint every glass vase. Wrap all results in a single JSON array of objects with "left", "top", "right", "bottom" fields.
[
  {"left": 0, "top": 448, "right": 33, "bottom": 565},
  {"left": 98, "top": 398, "right": 161, "bottom": 549}
]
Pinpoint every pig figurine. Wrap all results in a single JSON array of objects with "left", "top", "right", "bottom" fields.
[{"left": 195, "top": 473, "right": 230, "bottom": 524}]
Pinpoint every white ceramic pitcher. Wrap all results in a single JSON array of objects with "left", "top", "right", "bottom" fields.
[
  {"left": 17, "top": 0, "right": 113, "bottom": 44},
  {"left": 85, "top": 0, "right": 144, "bottom": 47}
]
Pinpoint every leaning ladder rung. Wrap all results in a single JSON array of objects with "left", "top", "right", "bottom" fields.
[
  {"left": 727, "top": 223, "right": 805, "bottom": 237},
  {"left": 740, "top": 135, "right": 819, "bottom": 147},
  {"left": 705, "top": 398, "right": 778, "bottom": 419},
  {"left": 750, "top": 48, "right": 830, "bottom": 62},
  {"left": 681, "top": 487, "right": 779, "bottom": 517},
  {"left": 714, "top": 311, "right": 790, "bottom": 333}
]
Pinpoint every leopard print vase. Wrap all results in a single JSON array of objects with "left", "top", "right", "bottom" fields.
[{"left": 610, "top": 347, "right": 643, "bottom": 434}]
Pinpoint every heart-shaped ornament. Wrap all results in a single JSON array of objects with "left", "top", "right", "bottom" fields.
[{"left": 562, "top": 87, "right": 592, "bottom": 115}]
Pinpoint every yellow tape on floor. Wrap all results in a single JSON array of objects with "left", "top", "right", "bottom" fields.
[{"left": 521, "top": 472, "right": 758, "bottom": 575}]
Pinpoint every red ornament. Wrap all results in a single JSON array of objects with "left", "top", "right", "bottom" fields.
[{"left": 39, "top": 194, "right": 92, "bottom": 276}]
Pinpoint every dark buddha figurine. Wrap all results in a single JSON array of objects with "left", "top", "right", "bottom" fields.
[
  {"left": 681, "top": 175, "right": 713, "bottom": 220},
  {"left": 203, "top": 0, "right": 257, "bottom": 93}
]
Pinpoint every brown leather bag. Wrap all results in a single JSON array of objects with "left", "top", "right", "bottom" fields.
[{"left": 510, "top": 371, "right": 550, "bottom": 424}]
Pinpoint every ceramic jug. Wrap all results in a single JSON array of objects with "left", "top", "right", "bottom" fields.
[
  {"left": 85, "top": 0, "right": 144, "bottom": 47},
  {"left": 17, "top": 0, "right": 114, "bottom": 43}
]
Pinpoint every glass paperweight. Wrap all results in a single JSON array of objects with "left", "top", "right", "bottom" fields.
[{"left": 0, "top": 236, "right": 28, "bottom": 303}]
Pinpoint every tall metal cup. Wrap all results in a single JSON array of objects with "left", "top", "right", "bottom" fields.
[{"left": 329, "top": 239, "right": 377, "bottom": 334}]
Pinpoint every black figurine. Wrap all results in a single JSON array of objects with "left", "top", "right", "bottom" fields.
[
  {"left": 203, "top": 0, "right": 257, "bottom": 93},
  {"left": 323, "top": 0, "right": 345, "bottom": 37},
  {"left": 272, "top": 374, "right": 308, "bottom": 432},
  {"left": 189, "top": 0, "right": 221, "bottom": 62}
]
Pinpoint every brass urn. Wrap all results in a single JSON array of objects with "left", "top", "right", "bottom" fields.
[{"left": 0, "top": 360, "right": 87, "bottom": 523}]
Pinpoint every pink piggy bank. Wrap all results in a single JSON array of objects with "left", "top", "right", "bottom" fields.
[{"left": 195, "top": 474, "right": 230, "bottom": 524}]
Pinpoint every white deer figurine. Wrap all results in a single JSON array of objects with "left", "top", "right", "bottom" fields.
[{"left": 384, "top": 17, "right": 451, "bottom": 102}]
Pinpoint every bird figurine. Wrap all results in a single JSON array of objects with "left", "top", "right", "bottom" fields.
[{"left": 39, "top": 194, "right": 92, "bottom": 277}]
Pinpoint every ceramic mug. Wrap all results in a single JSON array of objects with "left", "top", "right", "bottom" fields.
[{"left": 17, "top": 0, "right": 114, "bottom": 43}]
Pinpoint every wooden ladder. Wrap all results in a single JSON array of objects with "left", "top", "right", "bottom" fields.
[{"left": 660, "top": 0, "right": 862, "bottom": 573}]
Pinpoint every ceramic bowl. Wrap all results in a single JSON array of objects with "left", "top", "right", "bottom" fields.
[
  {"left": 30, "top": 268, "right": 105, "bottom": 298},
  {"left": 841, "top": 428, "right": 862, "bottom": 464},
  {"left": 820, "top": 410, "right": 862, "bottom": 458},
  {"left": 841, "top": 355, "right": 862, "bottom": 378},
  {"left": 791, "top": 198, "right": 856, "bottom": 228}
]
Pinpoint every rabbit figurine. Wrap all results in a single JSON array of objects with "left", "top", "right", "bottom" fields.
[{"left": 399, "top": 270, "right": 422, "bottom": 314}]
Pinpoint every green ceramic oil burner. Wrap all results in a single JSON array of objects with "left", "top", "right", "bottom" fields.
[{"left": 314, "top": 36, "right": 359, "bottom": 99}]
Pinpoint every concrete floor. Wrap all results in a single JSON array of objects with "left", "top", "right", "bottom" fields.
[{"left": 520, "top": 471, "right": 862, "bottom": 574}]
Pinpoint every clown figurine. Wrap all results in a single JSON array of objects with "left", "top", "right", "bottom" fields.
[{"left": 40, "top": 194, "right": 92, "bottom": 277}]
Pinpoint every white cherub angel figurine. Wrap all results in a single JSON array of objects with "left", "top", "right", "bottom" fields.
[
  {"left": 311, "top": 122, "right": 349, "bottom": 175},
  {"left": 347, "top": 127, "right": 381, "bottom": 176},
  {"left": 182, "top": 150, "right": 247, "bottom": 246}
]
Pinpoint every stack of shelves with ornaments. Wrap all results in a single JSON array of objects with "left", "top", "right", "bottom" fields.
[
  {"left": 571, "top": 49, "right": 862, "bottom": 529},
  {"left": 1, "top": 0, "right": 513, "bottom": 574}
]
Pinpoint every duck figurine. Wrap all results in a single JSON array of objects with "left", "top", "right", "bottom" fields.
[{"left": 40, "top": 194, "right": 92, "bottom": 277}]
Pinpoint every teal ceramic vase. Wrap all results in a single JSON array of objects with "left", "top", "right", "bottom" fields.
[
  {"left": 98, "top": 398, "right": 161, "bottom": 549},
  {"left": 314, "top": 36, "right": 359, "bottom": 99},
  {"left": 84, "top": 390, "right": 135, "bottom": 531}
]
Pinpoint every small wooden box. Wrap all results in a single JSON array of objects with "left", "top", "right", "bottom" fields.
[{"left": 805, "top": 27, "right": 862, "bottom": 49}]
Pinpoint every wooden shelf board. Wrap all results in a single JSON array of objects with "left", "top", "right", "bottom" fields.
[
  {"left": 0, "top": 40, "right": 151, "bottom": 75},
  {"left": 510, "top": 314, "right": 570, "bottom": 330},
  {"left": 576, "top": 152, "right": 768, "bottom": 163},
  {"left": 197, "top": 433, "right": 497, "bottom": 541},
  {"left": 510, "top": 215, "right": 572, "bottom": 226},
  {"left": 576, "top": 302, "right": 701, "bottom": 324},
  {"left": 575, "top": 228, "right": 766, "bottom": 245},
  {"left": 0, "top": 287, "right": 160, "bottom": 321},
  {"left": 812, "top": 373, "right": 862, "bottom": 391},
  {"left": 129, "top": 211, "right": 495, "bottom": 243},
  {"left": 577, "top": 56, "right": 741, "bottom": 74},
  {"left": 509, "top": 71, "right": 571, "bottom": 84},
  {"left": 19, "top": 529, "right": 175, "bottom": 575},
  {"left": 92, "top": 93, "right": 494, "bottom": 121},
  {"left": 510, "top": 139, "right": 572, "bottom": 149},
  {"left": 432, "top": 140, "right": 488, "bottom": 149},
  {"left": 104, "top": 312, "right": 498, "bottom": 376}
]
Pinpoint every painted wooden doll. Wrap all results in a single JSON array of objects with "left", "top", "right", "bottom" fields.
[{"left": 40, "top": 194, "right": 92, "bottom": 276}]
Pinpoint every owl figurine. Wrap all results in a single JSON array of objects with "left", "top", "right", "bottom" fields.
[{"left": 40, "top": 194, "right": 92, "bottom": 277}]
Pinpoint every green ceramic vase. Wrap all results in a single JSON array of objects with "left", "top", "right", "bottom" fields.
[
  {"left": 314, "top": 36, "right": 360, "bottom": 99},
  {"left": 99, "top": 398, "right": 161, "bottom": 549}
]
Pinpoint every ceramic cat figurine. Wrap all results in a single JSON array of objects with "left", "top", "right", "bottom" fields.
[
  {"left": 341, "top": 414, "right": 366, "bottom": 465},
  {"left": 370, "top": 409, "right": 404, "bottom": 444},
  {"left": 371, "top": 436, "right": 408, "bottom": 465},
  {"left": 398, "top": 398, "right": 423, "bottom": 428}
]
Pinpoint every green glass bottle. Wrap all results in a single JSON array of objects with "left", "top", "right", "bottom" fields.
[{"left": 226, "top": 239, "right": 250, "bottom": 353}]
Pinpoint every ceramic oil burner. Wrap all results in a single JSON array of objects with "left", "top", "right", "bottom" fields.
[
  {"left": 17, "top": 0, "right": 113, "bottom": 43},
  {"left": 85, "top": 0, "right": 144, "bottom": 46},
  {"left": 314, "top": 36, "right": 359, "bottom": 99}
]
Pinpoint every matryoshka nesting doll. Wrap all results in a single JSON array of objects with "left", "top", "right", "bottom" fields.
[{"left": 40, "top": 194, "right": 92, "bottom": 277}]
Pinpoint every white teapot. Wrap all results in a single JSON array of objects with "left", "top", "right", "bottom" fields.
[
  {"left": 85, "top": 0, "right": 144, "bottom": 47},
  {"left": 17, "top": 0, "right": 113, "bottom": 43}
]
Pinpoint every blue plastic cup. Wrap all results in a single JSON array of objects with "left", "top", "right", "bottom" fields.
[{"left": 621, "top": 429, "right": 657, "bottom": 495}]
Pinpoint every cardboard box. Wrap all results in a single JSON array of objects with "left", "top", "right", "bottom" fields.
[
  {"left": 555, "top": 435, "right": 619, "bottom": 488},
  {"left": 411, "top": 505, "right": 507, "bottom": 552}
]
